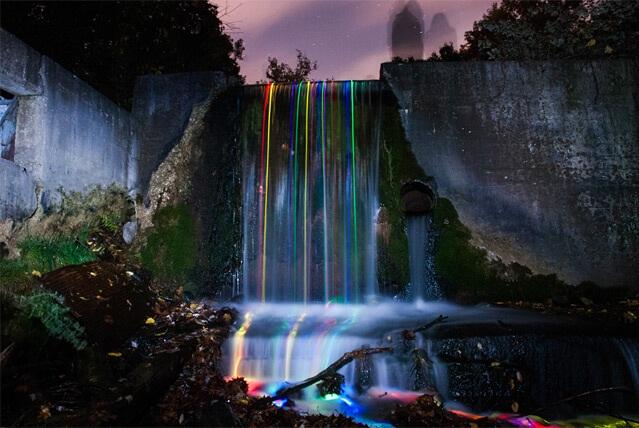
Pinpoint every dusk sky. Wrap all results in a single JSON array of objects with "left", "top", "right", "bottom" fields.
[{"left": 214, "top": 0, "right": 495, "bottom": 83}]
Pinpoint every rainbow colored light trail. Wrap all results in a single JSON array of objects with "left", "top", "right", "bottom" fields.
[
  {"left": 261, "top": 83, "right": 275, "bottom": 302},
  {"left": 242, "top": 80, "right": 380, "bottom": 303}
]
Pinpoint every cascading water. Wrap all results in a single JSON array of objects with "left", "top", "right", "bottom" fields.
[
  {"left": 228, "top": 81, "right": 639, "bottom": 423},
  {"left": 240, "top": 81, "right": 380, "bottom": 303},
  {"left": 406, "top": 214, "right": 440, "bottom": 300}
]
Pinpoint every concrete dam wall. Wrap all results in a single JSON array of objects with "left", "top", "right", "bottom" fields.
[{"left": 382, "top": 60, "right": 639, "bottom": 288}]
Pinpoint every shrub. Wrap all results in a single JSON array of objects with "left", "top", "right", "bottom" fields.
[{"left": 19, "top": 291, "right": 87, "bottom": 350}]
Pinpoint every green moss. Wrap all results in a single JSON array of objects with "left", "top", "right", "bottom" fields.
[
  {"left": 432, "top": 198, "right": 495, "bottom": 299},
  {"left": 377, "top": 92, "right": 429, "bottom": 294},
  {"left": 19, "top": 234, "right": 96, "bottom": 273},
  {"left": 0, "top": 259, "right": 34, "bottom": 293},
  {"left": 0, "top": 234, "right": 96, "bottom": 289},
  {"left": 432, "top": 198, "right": 579, "bottom": 303},
  {"left": 141, "top": 205, "right": 197, "bottom": 282}
]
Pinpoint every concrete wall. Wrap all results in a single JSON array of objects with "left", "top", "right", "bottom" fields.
[
  {"left": 132, "top": 71, "right": 232, "bottom": 193},
  {"left": 382, "top": 60, "right": 639, "bottom": 288},
  {"left": 0, "top": 29, "right": 136, "bottom": 218},
  {"left": 0, "top": 158, "right": 37, "bottom": 219}
]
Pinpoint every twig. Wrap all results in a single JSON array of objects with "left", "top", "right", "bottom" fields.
[
  {"left": 271, "top": 346, "right": 392, "bottom": 400},
  {"left": 414, "top": 315, "right": 448, "bottom": 333},
  {"left": 533, "top": 386, "right": 633, "bottom": 413},
  {"left": 0, "top": 342, "right": 15, "bottom": 368}
]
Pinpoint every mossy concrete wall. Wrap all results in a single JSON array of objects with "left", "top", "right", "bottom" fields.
[{"left": 382, "top": 60, "right": 639, "bottom": 288}]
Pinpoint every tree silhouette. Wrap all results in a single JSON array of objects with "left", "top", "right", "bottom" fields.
[
  {"left": 1, "top": 1, "right": 245, "bottom": 107},
  {"left": 265, "top": 50, "right": 317, "bottom": 83}
]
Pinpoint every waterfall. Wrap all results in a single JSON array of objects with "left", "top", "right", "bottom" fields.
[
  {"left": 240, "top": 81, "right": 381, "bottom": 303},
  {"left": 407, "top": 214, "right": 440, "bottom": 300}
]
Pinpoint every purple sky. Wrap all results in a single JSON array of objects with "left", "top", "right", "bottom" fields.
[{"left": 214, "top": 0, "right": 495, "bottom": 83}]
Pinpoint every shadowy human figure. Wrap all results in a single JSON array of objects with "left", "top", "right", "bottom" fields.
[
  {"left": 424, "top": 13, "right": 457, "bottom": 57},
  {"left": 390, "top": 1, "right": 424, "bottom": 60}
]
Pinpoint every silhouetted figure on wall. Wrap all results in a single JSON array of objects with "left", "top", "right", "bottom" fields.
[
  {"left": 424, "top": 13, "right": 457, "bottom": 57},
  {"left": 390, "top": 1, "right": 424, "bottom": 60}
]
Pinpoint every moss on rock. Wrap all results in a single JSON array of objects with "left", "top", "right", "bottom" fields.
[
  {"left": 432, "top": 198, "right": 494, "bottom": 300},
  {"left": 140, "top": 205, "right": 197, "bottom": 283}
]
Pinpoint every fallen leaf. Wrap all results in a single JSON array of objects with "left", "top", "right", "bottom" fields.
[
  {"left": 586, "top": 38, "right": 596, "bottom": 47},
  {"left": 145, "top": 317, "right": 156, "bottom": 325},
  {"left": 31, "top": 270, "right": 42, "bottom": 278},
  {"left": 107, "top": 352, "right": 122, "bottom": 357}
]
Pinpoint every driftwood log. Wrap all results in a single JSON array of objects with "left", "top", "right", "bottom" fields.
[{"left": 272, "top": 346, "right": 393, "bottom": 399}]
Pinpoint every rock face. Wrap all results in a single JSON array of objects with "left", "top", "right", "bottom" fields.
[
  {"left": 382, "top": 59, "right": 639, "bottom": 288},
  {"left": 132, "top": 71, "right": 231, "bottom": 194},
  {"left": 141, "top": 83, "right": 242, "bottom": 297}
]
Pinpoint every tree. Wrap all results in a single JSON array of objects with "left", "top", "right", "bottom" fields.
[
  {"left": 0, "top": 1, "right": 245, "bottom": 107},
  {"left": 428, "top": 43, "right": 463, "bottom": 61},
  {"left": 265, "top": 50, "right": 317, "bottom": 83},
  {"left": 428, "top": 0, "right": 638, "bottom": 61}
]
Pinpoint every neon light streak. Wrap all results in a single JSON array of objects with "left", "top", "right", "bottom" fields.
[
  {"left": 340, "top": 85, "right": 350, "bottom": 303},
  {"left": 261, "top": 84, "right": 275, "bottom": 302},
  {"left": 232, "top": 312, "right": 254, "bottom": 377},
  {"left": 321, "top": 82, "right": 330, "bottom": 302},
  {"left": 344, "top": 83, "right": 351, "bottom": 302},
  {"left": 284, "top": 312, "right": 306, "bottom": 380},
  {"left": 293, "top": 83, "right": 303, "bottom": 301},
  {"left": 257, "top": 84, "right": 271, "bottom": 299},
  {"left": 303, "top": 81, "right": 311, "bottom": 303},
  {"left": 350, "top": 80, "right": 359, "bottom": 301},
  {"left": 287, "top": 83, "right": 296, "bottom": 295}
]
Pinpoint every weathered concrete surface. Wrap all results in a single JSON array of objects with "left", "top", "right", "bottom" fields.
[
  {"left": 0, "top": 158, "right": 37, "bottom": 219},
  {"left": 382, "top": 60, "right": 639, "bottom": 288},
  {"left": 0, "top": 28, "right": 136, "bottom": 218},
  {"left": 0, "top": 30, "right": 42, "bottom": 96},
  {"left": 132, "top": 71, "right": 231, "bottom": 193}
]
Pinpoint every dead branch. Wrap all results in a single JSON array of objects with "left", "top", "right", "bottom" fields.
[
  {"left": 403, "top": 315, "right": 448, "bottom": 341},
  {"left": 533, "top": 386, "right": 633, "bottom": 413},
  {"left": 1, "top": 342, "right": 15, "bottom": 368},
  {"left": 414, "top": 315, "right": 448, "bottom": 333},
  {"left": 272, "top": 346, "right": 392, "bottom": 399}
]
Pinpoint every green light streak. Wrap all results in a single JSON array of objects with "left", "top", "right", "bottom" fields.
[{"left": 350, "top": 80, "right": 358, "bottom": 301}]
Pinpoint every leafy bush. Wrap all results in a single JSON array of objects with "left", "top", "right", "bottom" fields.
[
  {"left": 429, "top": 0, "right": 638, "bottom": 61},
  {"left": 19, "top": 291, "right": 87, "bottom": 350}
]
